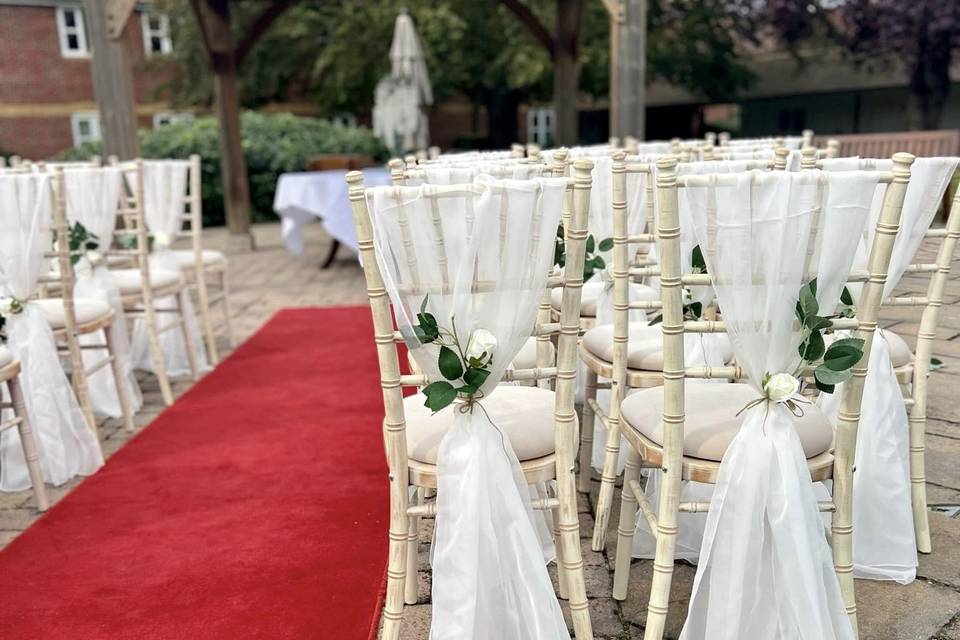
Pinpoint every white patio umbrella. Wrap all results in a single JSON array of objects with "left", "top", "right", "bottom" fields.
[{"left": 373, "top": 10, "right": 433, "bottom": 156}]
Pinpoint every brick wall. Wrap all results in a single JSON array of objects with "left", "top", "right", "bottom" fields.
[{"left": 0, "top": 3, "right": 178, "bottom": 158}]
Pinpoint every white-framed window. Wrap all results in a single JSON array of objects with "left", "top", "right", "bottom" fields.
[
  {"left": 153, "top": 112, "right": 194, "bottom": 128},
  {"left": 56, "top": 6, "right": 89, "bottom": 58},
  {"left": 141, "top": 12, "right": 173, "bottom": 56},
  {"left": 526, "top": 107, "right": 555, "bottom": 147},
  {"left": 70, "top": 112, "right": 101, "bottom": 147}
]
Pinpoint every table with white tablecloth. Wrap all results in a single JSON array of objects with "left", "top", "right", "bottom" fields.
[{"left": 273, "top": 168, "right": 392, "bottom": 261}]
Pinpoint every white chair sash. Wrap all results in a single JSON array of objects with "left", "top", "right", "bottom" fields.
[
  {"left": 678, "top": 170, "right": 881, "bottom": 639},
  {"left": 0, "top": 173, "right": 103, "bottom": 490},
  {"left": 130, "top": 160, "right": 209, "bottom": 376},
  {"left": 63, "top": 168, "right": 143, "bottom": 418},
  {"left": 819, "top": 156, "right": 959, "bottom": 583},
  {"left": 368, "top": 177, "right": 570, "bottom": 639}
]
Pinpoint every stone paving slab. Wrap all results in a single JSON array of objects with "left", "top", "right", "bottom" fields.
[{"left": 1, "top": 221, "right": 959, "bottom": 639}]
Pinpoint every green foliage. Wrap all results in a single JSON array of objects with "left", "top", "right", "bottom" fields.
[
  {"left": 413, "top": 297, "right": 493, "bottom": 413},
  {"left": 793, "top": 279, "right": 865, "bottom": 394},
  {"left": 57, "top": 112, "right": 387, "bottom": 227},
  {"left": 67, "top": 222, "right": 100, "bottom": 265}
]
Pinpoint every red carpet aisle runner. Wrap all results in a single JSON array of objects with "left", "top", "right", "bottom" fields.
[{"left": 0, "top": 307, "right": 391, "bottom": 640}]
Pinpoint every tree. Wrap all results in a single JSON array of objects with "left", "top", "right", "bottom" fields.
[
  {"left": 186, "top": 0, "right": 299, "bottom": 245},
  {"left": 840, "top": 0, "right": 959, "bottom": 130},
  {"left": 498, "top": 0, "right": 584, "bottom": 145},
  {"left": 760, "top": 0, "right": 960, "bottom": 130}
]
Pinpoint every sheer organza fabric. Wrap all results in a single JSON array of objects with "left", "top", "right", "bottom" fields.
[
  {"left": 677, "top": 170, "right": 882, "bottom": 639},
  {"left": 0, "top": 173, "right": 103, "bottom": 490},
  {"left": 368, "top": 177, "right": 570, "bottom": 639},
  {"left": 817, "top": 156, "right": 959, "bottom": 583},
  {"left": 129, "top": 160, "right": 209, "bottom": 376},
  {"left": 63, "top": 168, "right": 143, "bottom": 418}
]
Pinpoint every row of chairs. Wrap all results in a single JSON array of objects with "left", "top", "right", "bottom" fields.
[
  {"left": 357, "top": 138, "right": 959, "bottom": 639},
  {"left": 0, "top": 157, "right": 234, "bottom": 509}
]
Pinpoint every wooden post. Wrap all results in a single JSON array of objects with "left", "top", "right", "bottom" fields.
[
  {"left": 606, "top": 0, "right": 646, "bottom": 140},
  {"left": 85, "top": 0, "right": 140, "bottom": 160},
  {"left": 554, "top": 0, "right": 582, "bottom": 146}
]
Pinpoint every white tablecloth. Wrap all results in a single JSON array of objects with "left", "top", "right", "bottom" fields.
[{"left": 273, "top": 168, "right": 391, "bottom": 255}]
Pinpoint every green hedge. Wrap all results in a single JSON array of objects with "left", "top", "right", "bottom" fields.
[{"left": 58, "top": 112, "right": 388, "bottom": 227}]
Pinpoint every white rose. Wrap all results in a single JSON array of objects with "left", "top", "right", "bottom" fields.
[
  {"left": 599, "top": 268, "right": 614, "bottom": 289},
  {"left": 85, "top": 250, "right": 104, "bottom": 266},
  {"left": 764, "top": 372, "right": 800, "bottom": 403},
  {"left": 465, "top": 329, "right": 497, "bottom": 363},
  {"left": 153, "top": 232, "right": 172, "bottom": 248}
]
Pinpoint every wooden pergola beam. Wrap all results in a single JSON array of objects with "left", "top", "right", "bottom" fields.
[{"left": 105, "top": 0, "right": 138, "bottom": 40}]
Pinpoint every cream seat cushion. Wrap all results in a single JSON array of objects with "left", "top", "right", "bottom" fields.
[
  {"left": 33, "top": 298, "right": 112, "bottom": 330},
  {"left": 550, "top": 280, "right": 657, "bottom": 317},
  {"left": 582, "top": 322, "right": 734, "bottom": 371},
  {"left": 404, "top": 386, "right": 559, "bottom": 464},
  {"left": 171, "top": 249, "right": 226, "bottom": 268},
  {"left": 620, "top": 382, "right": 834, "bottom": 462},
  {"left": 512, "top": 336, "right": 555, "bottom": 369},
  {"left": 112, "top": 268, "right": 184, "bottom": 295},
  {"left": 0, "top": 345, "right": 13, "bottom": 368}
]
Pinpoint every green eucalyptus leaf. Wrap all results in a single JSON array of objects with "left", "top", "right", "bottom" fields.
[
  {"left": 691, "top": 245, "right": 707, "bottom": 273},
  {"left": 648, "top": 314, "right": 663, "bottom": 325},
  {"left": 592, "top": 255, "right": 606, "bottom": 269},
  {"left": 798, "top": 283, "right": 819, "bottom": 322},
  {"left": 598, "top": 237, "right": 614, "bottom": 252},
  {"left": 822, "top": 345, "right": 862, "bottom": 371},
  {"left": 585, "top": 235, "right": 595, "bottom": 254},
  {"left": 806, "top": 315, "right": 832, "bottom": 331},
  {"left": 931, "top": 357, "right": 944, "bottom": 371},
  {"left": 422, "top": 381, "right": 456, "bottom": 412},
  {"left": 463, "top": 367, "right": 490, "bottom": 388},
  {"left": 840, "top": 286, "right": 854, "bottom": 306},
  {"left": 456, "top": 384, "right": 479, "bottom": 395},
  {"left": 830, "top": 337, "right": 864, "bottom": 352},
  {"left": 800, "top": 330, "right": 825, "bottom": 361},
  {"left": 438, "top": 346, "right": 464, "bottom": 380},
  {"left": 814, "top": 378, "right": 836, "bottom": 394},
  {"left": 814, "top": 366, "right": 853, "bottom": 385},
  {"left": 420, "top": 295, "right": 429, "bottom": 314}
]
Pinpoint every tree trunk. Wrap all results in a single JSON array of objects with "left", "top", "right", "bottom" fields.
[
  {"left": 84, "top": 0, "right": 140, "bottom": 160},
  {"left": 609, "top": 0, "right": 646, "bottom": 140},
  {"left": 203, "top": 0, "right": 253, "bottom": 246},
  {"left": 907, "top": 25, "right": 951, "bottom": 131},
  {"left": 486, "top": 89, "right": 522, "bottom": 149},
  {"left": 554, "top": 0, "right": 582, "bottom": 146}
]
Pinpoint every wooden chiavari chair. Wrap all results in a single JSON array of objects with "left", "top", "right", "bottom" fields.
[
  {"left": 347, "top": 162, "right": 596, "bottom": 640},
  {"left": 610, "top": 154, "right": 913, "bottom": 638},
  {"left": 0, "top": 348, "right": 49, "bottom": 511},
  {"left": 112, "top": 160, "right": 198, "bottom": 405},
  {"left": 166, "top": 155, "right": 234, "bottom": 365},
  {"left": 34, "top": 168, "right": 135, "bottom": 434}
]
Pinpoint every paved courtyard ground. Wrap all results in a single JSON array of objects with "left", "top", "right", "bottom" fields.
[{"left": 1, "top": 220, "right": 959, "bottom": 639}]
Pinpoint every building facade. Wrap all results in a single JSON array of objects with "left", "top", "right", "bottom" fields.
[{"left": 0, "top": 0, "right": 190, "bottom": 159}]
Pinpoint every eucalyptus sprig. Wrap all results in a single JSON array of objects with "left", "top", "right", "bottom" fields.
[
  {"left": 413, "top": 296, "right": 494, "bottom": 413},
  {"left": 794, "top": 279, "right": 865, "bottom": 393},
  {"left": 649, "top": 245, "right": 708, "bottom": 325},
  {"left": 554, "top": 226, "right": 613, "bottom": 281},
  {"left": 60, "top": 221, "right": 100, "bottom": 266}
]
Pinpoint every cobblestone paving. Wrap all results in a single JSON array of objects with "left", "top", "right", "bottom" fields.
[{"left": 1, "top": 221, "right": 959, "bottom": 639}]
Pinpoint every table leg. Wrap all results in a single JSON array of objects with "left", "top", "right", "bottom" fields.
[{"left": 321, "top": 239, "right": 340, "bottom": 269}]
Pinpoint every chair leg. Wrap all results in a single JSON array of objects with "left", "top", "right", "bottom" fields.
[
  {"left": 144, "top": 301, "right": 174, "bottom": 406},
  {"left": 65, "top": 334, "right": 96, "bottom": 433},
  {"left": 578, "top": 369, "right": 598, "bottom": 494},
  {"left": 8, "top": 377, "right": 49, "bottom": 512},
  {"left": 833, "top": 466, "right": 860, "bottom": 637},
  {"left": 104, "top": 322, "right": 135, "bottom": 433},
  {"left": 404, "top": 487, "right": 420, "bottom": 605},
  {"left": 381, "top": 484, "right": 410, "bottom": 640},
  {"left": 219, "top": 268, "right": 235, "bottom": 348},
  {"left": 592, "top": 397, "right": 623, "bottom": 552},
  {"left": 549, "top": 483, "right": 569, "bottom": 600},
  {"left": 909, "top": 404, "right": 932, "bottom": 554},
  {"left": 196, "top": 268, "right": 219, "bottom": 366},
  {"left": 176, "top": 290, "right": 200, "bottom": 381},
  {"left": 643, "top": 466, "right": 682, "bottom": 640},
  {"left": 613, "top": 449, "right": 642, "bottom": 600},
  {"left": 556, "top": 456, "right": 593, "bottom": 638}
]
